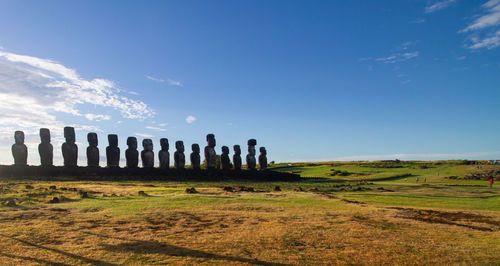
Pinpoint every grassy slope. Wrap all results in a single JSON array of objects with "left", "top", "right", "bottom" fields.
[{"left": 0, "top": 161, "right": 499, "bottom": 264}]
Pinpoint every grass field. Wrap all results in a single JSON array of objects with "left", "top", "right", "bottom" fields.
[{"left": 0, "top": 160, "right": 499, "bottom": 265}]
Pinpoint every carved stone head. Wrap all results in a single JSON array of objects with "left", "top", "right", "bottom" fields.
[
  {"left": 160, "top": 138, "right": 169, "bottom": 150},
  {"left": 40, "top": 128, "right": 50, "bottom": 143},
  {"left": 249, "top": 146, "right": 256, "bottom": 156},
  {"left": 233, "top": 145, "right": 241, "bottom": 155},
  {"left": 142, "top": 139, "right": 153, "bottom": 151},
  {"left": 222, "top": 146, "right": 229, "bottom": 154},
  {"left": 192, "top": 143, "right": 200, "bottom": 153},
  {"left": 127, "top": 137, "right": 137, "bottom": 149},
  {"left": 260, "top": 147, "right": 267, "bottom": 155},
  {"left": 206, "top": 134, "right": 216, "bottom": 147},
  {"left": 14, "top": 131, "right": 24, "bottom": 144},
  {"left": 108, "top": 134, "right": 118, "bottom": 147},
  {"left": 248, "top": 139, "right": 257, "bottom": 146},
  {"left": 175, "top": 141, "right": 184, "bottom": 152},
  {"left": 87, "top": 133, "right": 98, "bottom": 146},
  {"left": 64, "top": 127, "right": 75, "bottom": 143}
]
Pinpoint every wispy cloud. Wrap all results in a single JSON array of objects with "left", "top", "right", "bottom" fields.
[
  {"left": 468, "top": 30, "right": 500, "bottom": 49},
  {"left": 158, "top": 123, "right": 167, "bottom": 127},
  {"left": 145, "top": 126, "right": 166, "bottom": 132},
  {"left": 425, "top": 0, "right": 457, "bottom": 13},
  {"left": 146, "top": 75, "right": 183, "bottom": 87},
  {"left": 460, "top": 1, "right": 500, "bottom": 50},
  {"left": 0, "top": 50, "right": 155, "bottom": 120},
  {"left": 185, "top": 115, "right": 196, "bottom": 124},
  {"left": 462, "top": 0, "right": 500, "bottom": 32},
  {"left": 135, "top": 133, "right": 154, "bottom": 138},
  {"left": 84, "top": 114, "right": 111, "bottom": 121},
  {"left": 411, "top": 18, "right": 427, "bottom": 24},
  {"left": 146, "top": 75, "right": 164, "bottom": 83},
  {"left": 168, "top": 78, "right": 183, "bottom": 87},
  {"left": 0, "top": 49, "right": 155, "bottom": 165},
  {"left": 376, "top": 51, "right": 419, "bottom": 63},
  {"left": 399, "top": 41, "right": 414, "bottom": 50}
]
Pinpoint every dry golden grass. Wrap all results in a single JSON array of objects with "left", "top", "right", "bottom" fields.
[{"left": 0, "top": 181, "right": 499, "bottom": 265}]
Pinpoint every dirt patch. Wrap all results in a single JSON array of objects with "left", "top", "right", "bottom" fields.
[
  {"left": 390, "top": 207, "right": 500, "bottom": 231},
  {"left": 351, "top": 214, "right": 396, "bottom": 230},
  {"left": 0, "top": 208, "right": 60, "bottom": 222},
  {"left": 216, "top": 206, "right": 282, "bottom": 212},
  {"left": 135, "top": 211, "right": 252, "bottom": 234}
]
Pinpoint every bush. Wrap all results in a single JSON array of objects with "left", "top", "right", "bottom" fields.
[{"left": 330, "top": 168, "right": 352, "bottom": 176}]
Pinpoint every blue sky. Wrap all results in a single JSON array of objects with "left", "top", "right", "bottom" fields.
[{"left": 1, "top": 0, "right": 500, "bottom": 165}]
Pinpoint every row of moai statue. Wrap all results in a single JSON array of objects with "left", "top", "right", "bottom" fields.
[{"left": 11, "top": 127, "right": 268, "bottom": 170}]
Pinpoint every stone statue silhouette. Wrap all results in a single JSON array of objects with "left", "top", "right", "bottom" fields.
[
  {"left": 259, "top": 147, "right": 268, "bottom": 170},
  {"left": 159, "top": 138, "right": 170, "bottom": 169},
  {"left": 190, "top": 144, "right": 201, "bottom": 170},
  {"left": 174, "top": 140, "right": 185, "bottom": 169},
  {"left": 204, "top": 134, "right": 217, "bottom": 170},
  {"left": 106, "top": 134, "right": 120, "bottom": 167},
  {"left": 62, "top": 127, "right": 78, "bottom": 167},
  {"left": 221, "top": 146, "right": 231, "bottom": 170},
  {"left": 39, "top": 128, "right": 53, "bottom": 166},
  {"left": 87, "top": 133, "right": 99, "bottom": 167},
  {"left": 233, "top": 145, "right": 242, "bottom": 171},
  {"left": 141, "top": 139, "right": 154, "bottom": 168},
  {"left": 12, "top": 131, "right": 27, "bottom": 166},
  {"left": 246, "top": 139, "right": 257, "bottom": 170},
  {"left": 126, "top": 137, "right": 139, "bottom": 168}
]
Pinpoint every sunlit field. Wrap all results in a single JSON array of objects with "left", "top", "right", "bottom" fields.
[{"left": 0, "top": 160, "right": 499, "bottom": 265}]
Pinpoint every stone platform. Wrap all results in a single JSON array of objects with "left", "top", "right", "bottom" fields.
[{"left": 0, "top": 165, "right": 300, "bottom": 181}]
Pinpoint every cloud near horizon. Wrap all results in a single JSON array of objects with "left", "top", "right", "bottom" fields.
[
  {"left": 0, "top": 49, "right": 155, "bottom": 165},
  {"left": 145, "top": 126, "right": 166, "bottom": 132},
  {"left": 185, "top": 115, "right": 196, "bottom": 124},
  {"left": 135, "top": 133, "right": 154, "bottom": 138},
  {"left": 291, "top": 151, "right": 500, "bottom": 163}
]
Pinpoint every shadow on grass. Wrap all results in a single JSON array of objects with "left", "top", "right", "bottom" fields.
[
  {"left": 84, "top": 231, "right": 291, "bottom": 266},
  {"left": 0, "top": 233, "right": 116, "bottom": 265},
  {"left": 0, "top": 252, "right": 70, "bottom": 266},
  {"left": 364, "top": 174, "right": 414, "bottom": 182}
]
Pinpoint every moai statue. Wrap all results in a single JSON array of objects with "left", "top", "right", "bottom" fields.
[
  {"left": 106, "top": 134, "right": 120, "bottom": 167},
  {"left": 38, "top": 128, "right": 53, "bottom": 166},
  {"left": 141, "top": 139, "right": 154, "bottom": 168},
  {"left": 62, "top": 127, "right": 78, "bottom": 167},
  {"left": 174, "top": 141, "right": 185, "bottom": 169},
  {"left": 221, "top": 146, "right": 231, "bottom": 170},
  {"left": 190, "top": 144, "right": 201, "bottom": 170},
  {"left": 126, "top": 137, "right": 139, "bottom": 168},
  {"left": 204, "top": 134, "right": 216, "bottom": 170},
  {"left": 159, "top": 138, "right": 170, "bottom": 169},
  {"left": 12, "top": 131, "right": 28, "bottom": 166},
  {"left": 246, "top": 139, "right": 257, "bottom": 170},
  {"left": 259, "top": 147, "right": 268, "bottom": 170},
  {"left": 86, "top": 133, "right": 99, "bottom": 167},
  {"left": 233, "top": 145, "right": 242, "bottom": 170}
]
